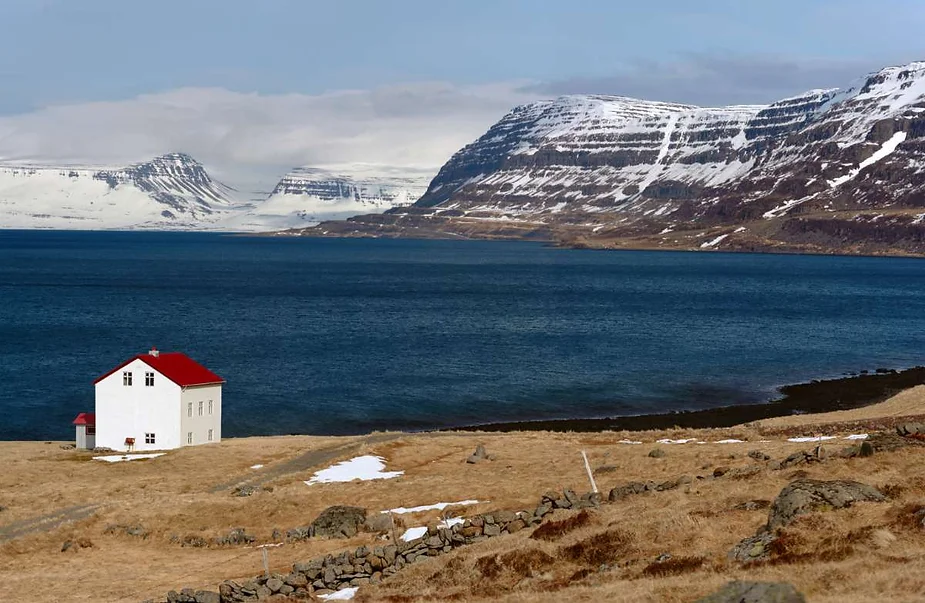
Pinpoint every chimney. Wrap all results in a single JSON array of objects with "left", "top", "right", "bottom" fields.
[{"left": 149, "top": 347, "right": 159, "bottom": 358}]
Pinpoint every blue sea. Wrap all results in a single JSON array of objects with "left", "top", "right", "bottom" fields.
[{"left": 2, "top": 230, "right": 925, "bottom": 441}]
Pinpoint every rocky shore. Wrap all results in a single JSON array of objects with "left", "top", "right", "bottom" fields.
[{"left": 453, "top": 365, "right": 925, "bottom": 433}]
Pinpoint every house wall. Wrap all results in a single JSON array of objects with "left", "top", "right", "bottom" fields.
[
  {"left": 179, "top": 384, "right": 222, "bottom": 446},
  {"left": 95, "top": 358, "right": 182, "bottom": 451},
  {"left": 75, "top": 425, "right": 87, "bottom": 450}
]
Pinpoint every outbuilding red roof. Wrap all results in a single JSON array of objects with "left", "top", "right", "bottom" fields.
[
  {"left": 94, "top": 349, "right": 225, "bottom": 388},
  {"left": 72, "top": 412, "right": 95, "bottom": 426}
]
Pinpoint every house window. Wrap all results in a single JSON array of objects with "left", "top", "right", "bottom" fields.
[
  {"left": 187, "top": 402, "right": 192, "bottom": 417},
  {"left": 198, "top": 401, "right": 203, "bottom": 416},
  {"left": 187, "top": 432, "right": 193, "bottom": 445},
  {"left": 208, "top": 400, "right": 213, "bottom": 415},
  {"left": 123, "top": 371, "right": 133, "bottom": 386},
  {"left": 145, "top": 372, "right": 155, "bottom": 386},
  {"left": 208, "top": 429, "right": 214, "bottom": 441},
  {"left": 86, "top": 426, "right": 96, "bottom": 436},
  {"left": 145, "top": 433, "right": 156, "bottom": 444}
]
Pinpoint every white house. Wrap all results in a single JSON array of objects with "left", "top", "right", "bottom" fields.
[{"left": 88, "top": 347, "right": 225, "bottom": 451}]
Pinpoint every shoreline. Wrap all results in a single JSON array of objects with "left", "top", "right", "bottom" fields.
[{"left": 448, "top": 365, "right": 925, "bottom": 433}]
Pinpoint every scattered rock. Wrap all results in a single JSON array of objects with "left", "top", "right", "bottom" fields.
[
  {"left": 608, "top": 481, "right": 647, "bottom": 501},
  {"left": 897, "top": 423, "right": 925, "bottom": 437},
  {"left": 59, "top": 444, "right": 75, "bottom": 450},
  {"left": 311, "top": 506, "right": 368, "bottom": 538},
  {"left": 193, "top": 591, "right": 220, "bottom": 603},
  {"left": 61, "top": 540, "right": 73, "bottom": 553},
  {"left": 747, "top": 450, "right": 770, "bottom": 461},
  {"left": 363, "top": 513, "right": 396, "bottom": 534},
  {"left": 232, "top": 485, "right": 262, "bottom": 497},
  {"left": 466, "top": 444, "right": 490, "bottom": 464},
  {"left": 713, "top": 466, "right": 729, "bottom": 478},
  {"left": 725, "top": 466, "right": 762, "bottom": 480},
  {"left": 859, "top": 441, "right": 875, "bottom": 457},
  {"left": 733, "top": 500, "right": 771, "bottom": 512},
  {"left": 594, "top": 465, "right": 618, "bottom": 474},
  {"left": 779, "top": 451, "right": 812, "bottom": 469},
  {"left": 91, "top": 447, "right": 114, "bottom": 453},
  {"left": 648, "top": 448, "right": 666, "bottom": 458},
  {"left": 214, "top": 528, "right": 255, "bottom": 546},
  {"left": 833, "top": 446, "right": 859, "bottom": 459},
  {"left": 104, "top": 524, "right": 149, "bottom": 539},
  {"left": 696, "top": 580, "right": 806, "bottom": 603},
  {"left": 181, "top": 535, "right": 208, "bottom": 548},
  {"left": 728, "top": 532, "right": 777, "bottom": 563},
  {"left": 812, "top": 445, "right": 827, "bottom": 460},
  {"left": 768, "top": 479, "right": 886, "bottom": 531}
]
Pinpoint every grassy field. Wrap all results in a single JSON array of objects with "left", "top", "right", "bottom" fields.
[{"left": 2, "top": 388, "right": 925, "bottom": 602}]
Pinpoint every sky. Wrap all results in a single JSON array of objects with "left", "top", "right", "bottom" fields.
[{"left": 1, "top": 0, "right": 924, "bottom": 191}]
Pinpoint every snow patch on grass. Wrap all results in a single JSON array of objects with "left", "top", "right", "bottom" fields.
[
  {"left": 318, "top": 587, "right": 358, "bottom": 600},
  {"left": 383, "top": 500, "right": 481, "bottom": 514},
  {"left": 93, "top": 453, "right": 165, "bottom": 463},
  {"left": 305, "top": 455, "right": 403, "bottom": 485},
  {"left": 787, "top": 436, "right": 837, "bottom": 443}
]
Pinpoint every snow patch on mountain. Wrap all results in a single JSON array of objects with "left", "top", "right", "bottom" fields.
[
  {"left": 829, "top": 132, "right": 908, "bottom": 187},
  {"left": 234, "top": 164, "right": 432, "bottom": 229},
  {"left": 0, "top": 153, "right": 236, "bottom": 230}
]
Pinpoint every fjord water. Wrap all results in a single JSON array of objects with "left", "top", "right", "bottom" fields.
[{"left": 2, "top": 230, "right": 925, "bottom": 441}]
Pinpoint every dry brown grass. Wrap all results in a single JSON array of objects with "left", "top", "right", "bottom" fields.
[
  {"left": 530, "top": 509, "right": 592, "bottom": 541},
  {"left": 2, "top": 390, "right": 925, "bottom": 601}
]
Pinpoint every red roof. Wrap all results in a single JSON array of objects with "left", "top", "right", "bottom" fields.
[
  {"left": 94, "top": 350, "right": 225, "bottom": 388},
  {"left": 72, "top": 412, "right": 95, "bottom": 426}
]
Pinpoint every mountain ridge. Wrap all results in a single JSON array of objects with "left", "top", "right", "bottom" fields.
[
  {"left": 0, "top": 155, "right": 431, "bottom": 231},
  {"left": 288, "top": 60, "right": 925, "bottom": 256}
]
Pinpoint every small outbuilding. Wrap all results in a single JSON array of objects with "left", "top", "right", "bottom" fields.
[{"left": 72, "top": 412, "right": 96, "bottom": 450}]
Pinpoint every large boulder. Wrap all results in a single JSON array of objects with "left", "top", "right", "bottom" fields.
[
  {"left": 311, "top": 506, "right": 368, "bottom": 538},
  {"left": 767, "top": 479, "right": 885, "bottom": 531},
  {"left": 695, "top": 581, "right": 806, "bottom": 603}
]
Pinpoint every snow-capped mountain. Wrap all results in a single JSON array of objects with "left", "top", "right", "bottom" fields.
[
  {"left": 298, "top": 61, "right": 925, "bottom": 255},
  {"left": 223, "top": 165, "right": 431, "bottom": 231},
  {"left": 0, "top": 154, "right": 431, "bottom": 231},
  {"left": 0, "top": 153, "right": 236, "bottom": 229}
]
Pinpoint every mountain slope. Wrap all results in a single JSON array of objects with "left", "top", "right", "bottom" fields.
[
  {"left": 223, "top": 165, "right": 431, "bottom": 231},
  {"left": 292, "top": 61, "right": 925, "bottom": 255},
  {"left": 0, "top": 153, "right": 236, "bottom": 230}
]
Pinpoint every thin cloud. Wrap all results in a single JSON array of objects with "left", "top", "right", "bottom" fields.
[
  {"left": 0, "top": 82, "right": 540, "bottom": 192},
  {"left": 525, "top": 54, "right": 908, "bottom": 106}
]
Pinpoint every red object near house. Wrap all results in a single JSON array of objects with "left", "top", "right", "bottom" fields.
[{"left": 72, "top": 412, "right": 96, "bottom": 426}]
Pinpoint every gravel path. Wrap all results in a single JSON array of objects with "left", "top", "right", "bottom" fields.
[{"left": 0, "top": 504, "right": 100, "bottom": 544}]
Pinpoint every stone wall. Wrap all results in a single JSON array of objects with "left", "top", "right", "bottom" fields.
[{"left": 163, "top": 489, "right": 600, "bottom": 602}]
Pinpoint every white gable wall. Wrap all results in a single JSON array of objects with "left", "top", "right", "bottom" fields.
[
  {"left": 95, "top": 358, "right": 182, "bottom": 451},
  {"left": 179, "top": 384, "right": 222, "bottom": 446}
]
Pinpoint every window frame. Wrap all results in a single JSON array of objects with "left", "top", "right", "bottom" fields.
[
  {"left": 187, "top": 432, "right": 193, "bottom": 445},
  {"left": 122, "top": 371, "right": 133, "bottom": 386},
  {"left": 208, "top": 400, "right": 213, "bottom": 415},
  {"left": 144, "top": 432, "right": 156, "bottom": 444},
  {"left": 144, "top": 371, "right": 155, "bottom": 387},
  {"left": 187, "top": 402, "right": 192, "bottom": 417},
  {"left": 208, "top": 428, "right": 213, "bottom": 441},
  {"left": 198, "top": 401, "right": 203, "bottom": 416}
]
